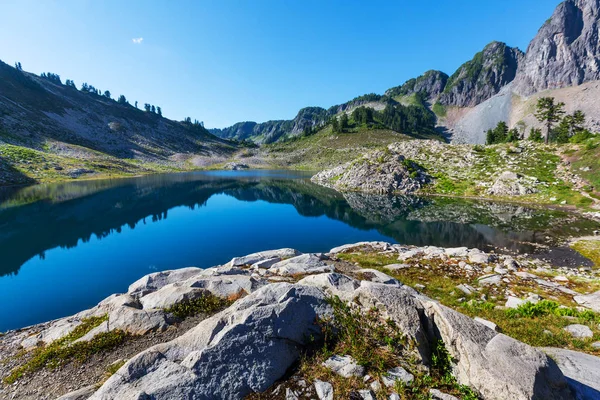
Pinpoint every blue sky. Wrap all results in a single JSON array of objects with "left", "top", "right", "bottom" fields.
[{"left": 0, "top": 0, "right": 559, "bottom": 128}]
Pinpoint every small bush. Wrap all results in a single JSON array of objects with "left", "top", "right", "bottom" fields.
[
  {"left": 321, "top": 296, "right": 405, "bottom": 371},
  {"left": 164, "top": 293, "right": 233, "bottom": 319},
  {"left": 506, "top": 300, "right": 599, "bottom": 322}
]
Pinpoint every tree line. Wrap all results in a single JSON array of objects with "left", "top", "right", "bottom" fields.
[
  {"left": 326, "top": 104, "right": 435, "bottom": 136},
  {"left": 486, "top": 97, "right": 593, "bottom": 145},
  {"left": 14, "top": 61, "right": 165, "bottom": 117}
]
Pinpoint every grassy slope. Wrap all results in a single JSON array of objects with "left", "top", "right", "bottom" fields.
[
  {"left": 0, "top": 143, "right": 187, "bottom": 185},
  {"left": 338, "top": 251, "right": 600, "bottom": 357},
  {"left": 419, "top": 142, "right": 596, "bottom": 208},
  {"left": 261, "top": 124, "right": 441, "bottom": 170}
]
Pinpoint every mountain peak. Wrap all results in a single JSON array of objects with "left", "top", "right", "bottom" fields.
[
  {"left": 438, "top": 42, "right": 523, "bottom": 107},
  {"left": 513, "top": 0, "right": 600, "bottom": 95}
]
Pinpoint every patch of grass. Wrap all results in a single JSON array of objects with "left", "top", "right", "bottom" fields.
[
  {"left": 571, "top": 239, "right": 600, "bottom": 268},
  {"left": 3, "top": 315, "right": 129, "bottom": 384},
  {"left": 322, "top": 296, "right": 406, "bottom": 372},
  {"left": 164, "top": 293, "right": 234, "bottom": 319},
  {"left": 337, "top": 252, "right": 600, "bottom": 356},
  {"left": 506, "top": 300, "right": 600, "bottom": 322},
  {"left": 394, "top": 340, "right": 479, "bottom": 400},
  {"left": 432, "top": 102, "right": 447, "bottom": 118},
  {"left": 105, "top": 358, "right": 127, "bottom": 376},
  {"left": 294, "top": 296, "right": 480, "bottom": 399}
]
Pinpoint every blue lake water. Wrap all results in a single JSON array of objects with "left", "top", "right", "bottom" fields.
[{"left": 0, "top": 170, "right": 597, "bottom": 331}]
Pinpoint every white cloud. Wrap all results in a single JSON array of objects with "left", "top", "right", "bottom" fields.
[{"left": 132, "top": 37, "right": 144, "bottom": 44}]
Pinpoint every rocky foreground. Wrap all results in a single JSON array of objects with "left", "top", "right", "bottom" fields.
[{"left": 1, "top": 243, "right": 600, "bottom": 400}]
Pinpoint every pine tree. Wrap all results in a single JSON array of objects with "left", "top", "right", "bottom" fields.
[
  {"left": 535, "top": 97, "right": 565, "bottom": 144},
  {"left": 485, "top": 129, "right": 495, "bottom": 145},
  {"left": 331, "top": 117, "right": 340, "bottom": 133},
  {"left": 506, "top": 128, "right": 519, "bottom": 142},
  {"left": 117, "top": 95, "right": 128, "bottom": 105},
  {"left": 157, "top": 106, "right": 162, "bottom": 116},
  {"left": 339, "top": 114, "right": 349, "bottom": 132},
  {"left": 528, "top": 128, "right": 543, "bottom": 142},
  {"left": 103, "top": 90, "right": 111, "bottom": 99}
]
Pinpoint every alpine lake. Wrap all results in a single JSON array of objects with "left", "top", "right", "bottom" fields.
[{"left": 0, "top": 170, "right": 598, "bottom": 331}]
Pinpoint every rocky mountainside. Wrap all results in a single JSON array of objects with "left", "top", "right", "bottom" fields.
[
  {"left": 385, "top": 70, "right": 449, "bottom": 102},
  {"left": 438, "top": 41, "right": 524, "bottom": 107},
  {"left": 213, "top": 0, "right": 600, "bottom": 145},
  {"left": 210, "top": 95, "right": 401, "bottom": 144},
  {"left": 0, "top": 60, "right": 235, "bottom": 185},
  {"left": 513, "top": 0, "right": 600, "bottom": 95},
  {"left": 209, "top": 106, "right": 329, "bottom": 143}
]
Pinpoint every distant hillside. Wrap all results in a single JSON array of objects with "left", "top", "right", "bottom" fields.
[
  {"left": 0, "top": 61, "right": 235, "bottom": 185},
  {"left": 211, "top": 41, "right": 524, "bottom": 144},
  {"left": 210, "top": 93, "right": 442, "bottom": 144}
]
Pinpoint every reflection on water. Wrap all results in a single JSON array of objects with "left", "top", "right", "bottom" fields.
[{"left": 0, "top": 170, "right": 598, "bottom": 330}]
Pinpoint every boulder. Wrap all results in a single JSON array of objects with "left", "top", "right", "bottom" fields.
[
  {"left": 56, "top": 385, "right": 98, "bottom": 400},
  {"left": 477, "top": 274, "right": 502, "bottom": 286},
  {"left": 322, "top": 355, "right": 365, "bottom": 378},
  {"left": 383, "top": 263, "right": 410, "bottom": 271},
  {"left": 108, "top": 306, "right": 175, "bottom": 335},
  {"left": 329, "top": 241, "right": 392, "bottom": 254},
  {"left": 296, "top": 273, "right": 360, "bottom": 297},
  {"left": 357, "top": 390, "right": 376, "bottom": 400},
  {"left": 422, "top": 300, "right": 573, "bottom": 400},
  {"left": 563, "top": 324, "right": 593, "bottom": 339},
  {"left": 468, "top": 249, "right": 491, "bottom": 264},
  {"left": 355, "top": 269, "right": 401, "bottom": 286},
  {"left": 430, "top": 389, "right": 460, "bottom": 400},
  {"left": 444, "top": 247, "right": 469, "bottom": 257},
  {"left": 89, "top": 284, "right": 331, "bottom": 399},
  {"left": 352, "top": 282, "right": 428, "bottom": 361},
  {"left": 269, "top": 254, "right": 334, "bottom": 276},
  {"left": 20, "top": 318, "right": 81, "bottom": 348},
  {"left": 314, "top": 380, "right": 334, "bottom": 400},
  {"left": 186, "top": 274, "right": 265, "bottom": 298},
  {"left": 574, "top": 291, "right": 600, "bottom": 313},
  {"left": 541, "top": 348, "right": 600, "bottom": 400},
  {"left": 128, "top": 267, "right": 202, "bottom": 297},
  {"left": 229, "top": 248, "right": 301, "bottom": 267},
  {"left": 487, "top": 171, "right": 537, "bottom": 196},
  {"left": 311, "top": 151, "right": 429, "bottom": 195},
  {"left": 381, "top": 366, "right": 414, "bottom": 387},
  {"left": 505, "top": 296, "right": 525, "bottom": 309}
]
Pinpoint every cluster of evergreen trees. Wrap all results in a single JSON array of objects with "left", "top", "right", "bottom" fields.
[
  {"left": 40, "top": 72, "right": 61, "bottom": 85},
  {"left": 486, "top": 97, "right": 594, "bottom": 145},
  {"left": 328, "top": 104, "right": 435, "bottom": 136},
  {"left": 144, "top": 103, "right": 162, "bottom": 116}
]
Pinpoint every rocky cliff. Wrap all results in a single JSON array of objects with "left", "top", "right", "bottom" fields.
[
  {"left": 439, "top": 41, "right": 524, "bottom": 107},
  {"left": 513, "top": 0, "right": 600, "bottom": 96},
  {"left": 385, "top": 70, "right": 449, "bottom": 102}
]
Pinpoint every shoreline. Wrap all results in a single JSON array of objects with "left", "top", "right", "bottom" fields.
[
  {"left": 2, "top": 166, "right": 597, "bottom": 215},
  {"left": 1, "top": 242, "right": 598, "bottom": 399}
]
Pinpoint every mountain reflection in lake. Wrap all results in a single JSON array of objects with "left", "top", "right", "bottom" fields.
[{"left": 0, "top": 170, "right": 598, "bottom": 331}]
